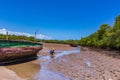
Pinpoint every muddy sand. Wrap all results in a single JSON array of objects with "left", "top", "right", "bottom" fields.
[
  {"left": 0, "top": 43, "right": 75, "bottom": 80},
  {"left": 0, "top": 43, "right": 120, "bottom": 80},
  {"left": 47, "top": 47, "right": 120, "bottom": 80}
]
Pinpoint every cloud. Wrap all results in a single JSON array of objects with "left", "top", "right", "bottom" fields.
[
  {"left": 0, "top": 28, "right": 52, "bottom": 39},
  {"left": 0, "top": 28, "right": 7, "bottom": 34}
]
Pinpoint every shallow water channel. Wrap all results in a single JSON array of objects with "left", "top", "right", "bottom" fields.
[{"left": 33, "top": 48, "right": 92, "bottom": 80}]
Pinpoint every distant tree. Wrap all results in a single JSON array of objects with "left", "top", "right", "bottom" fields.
[{"left": 78, "top": 15, "right": 120, "bottom": 50}]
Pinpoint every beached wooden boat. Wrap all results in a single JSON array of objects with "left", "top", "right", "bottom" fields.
[
  {"left": 0, "top": 40, "right": 42, "bottom": 62},
  {"left": 69, "top": 44, "right": 78, "bottom": 47}
]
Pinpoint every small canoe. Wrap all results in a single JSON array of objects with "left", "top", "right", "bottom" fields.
[
  {"left": 69, "top": 44, "right": 78, "bottom": 47},
  {"left": 0, "top": 40, "right": 42, "bottom": 62}
]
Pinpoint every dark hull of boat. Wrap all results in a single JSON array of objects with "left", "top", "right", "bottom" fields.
[
  {"left": 69, "top": 44, "right": 78, "bottom": 47},
  {"left": 0, "top": 40, "right": 43, "bottom": 62},
  {"left": 0, "top": 46, "right": 42, "bottom": 62}
]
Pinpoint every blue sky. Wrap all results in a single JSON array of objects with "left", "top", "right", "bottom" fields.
[{"left": 0, "top": 0, "right": 120, "bottom": 40}]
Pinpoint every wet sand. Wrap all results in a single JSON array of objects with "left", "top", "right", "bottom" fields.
[
  {"left": 47, "top": 47, "right": 120, "bottom": 80},
  {"left": 6, "top": 62, "right": 40, "bottom": 79},
  {"left": 0, "top": 43, "right": 75, "bottom": 80},
  {"left": 0, "top": 43, "right": 120, "bottom": 80},
  {"left": 38, "top": 43, "right": 75, "bottom": 56},
  {"left": 0, "top": 67, "right": 25, "bottom": 80}
]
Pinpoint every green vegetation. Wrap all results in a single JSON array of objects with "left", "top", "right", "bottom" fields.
[
  {"left": 78, "top": 15, "right": 120, "bottom": 50},
  {"left": 40, "top": 39, "right": 78, "bottom": 44},
  {"left": 0, "top": 15, "right": 119, "bottom": 50},
  {"left": 0, "top": 34, "right": 35, "bottom": 41},
  {"left": 0, "top": 34, "right": 78, "bottom": 45}
]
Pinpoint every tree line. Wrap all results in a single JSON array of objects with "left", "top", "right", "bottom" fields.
[
  {"left": 0, "top": 34, "right": 35, "bottom": 41},
  {"left": 78, "top": 15, "right": 120, "bottom": 50},
  {"left": 0, "top": 15, "right": 119, "bottom": 50}
]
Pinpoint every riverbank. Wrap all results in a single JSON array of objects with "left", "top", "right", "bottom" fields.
[
  {"left": 47, "top": 47, "right": 120, "bottom": 80},
  {"left": 0, "top": 43, "right": 120, "bottom": 80},
  {"left": 87, "top": 47, "right": 120, "bottom": 59},
  {"left": 6, "top": 62, "right": 40, "bottom": 80},
  {"left": 0, "top": 43, "right": 75, "bottom": 80},
  {"left": 38, "top": 43, "right": 75, "bottom": 56}
]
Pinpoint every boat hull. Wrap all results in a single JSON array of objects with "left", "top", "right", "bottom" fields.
[
  {"left": 0, "top": 46, "right": 42, "bottom": 62},
  {"left": 0, "top": 40, "right": 43, "bottom": 62}
]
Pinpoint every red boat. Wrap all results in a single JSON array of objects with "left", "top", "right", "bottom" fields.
[{"left": 0, "top": 40, "right": 42, "bottom": 62}]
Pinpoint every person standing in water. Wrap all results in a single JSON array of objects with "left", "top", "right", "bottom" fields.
[{"left": 49, "top": 48, "right": 55, "bottom": 55}]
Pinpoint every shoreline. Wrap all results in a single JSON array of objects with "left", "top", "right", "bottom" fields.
[
  {"left": 0, "top": 43, "right": 75, "bottom": 80},
  {"left": 0, "top": 43, "right": 120, "bottom": 80},
  {"left": 86, "top": 47, "right": 120, "bottom": 59},
  {"left": 47, "top": 46, "right": 120, "bottom": 80},
  {"left": 6, "top": 61, "right": 40, "bottom": 79}
]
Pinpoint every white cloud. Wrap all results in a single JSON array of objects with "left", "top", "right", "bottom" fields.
[
  {"left": 0, "top": 28, "right": 7, "bottom": 34},
  {"left": 36, "top": 34, "right": 52, "bottom": 40},
  {"left": 0, "top": 28, "right": 52, "bottom": 40}
]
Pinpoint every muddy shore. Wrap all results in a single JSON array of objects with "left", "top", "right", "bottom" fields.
[
  {"left": 0, "top": 43, "right": 120, "bottom": 80},
  {"left": 38, "top": 43, "right": 75, "bottom": 56},
  {"left": 0, "top": 43, "right": 75, "bottom": 80},
  {"left": 88, "top": 47, "right": 120, "bottom": 59},
  {"left": 47, "top": 47, "right": 120, "bottom": 80}
]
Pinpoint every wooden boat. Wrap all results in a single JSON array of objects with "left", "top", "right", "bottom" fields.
[
  {"left": 69, "top": 44, "right": 78, "bottom": 47},
  {"left": 0, "top": 40, "right": 42, "bottom": 62}
]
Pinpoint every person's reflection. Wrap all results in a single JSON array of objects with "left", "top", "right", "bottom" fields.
[{"left": 50, "top": 53, "right": 55, "bottom": 58}]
